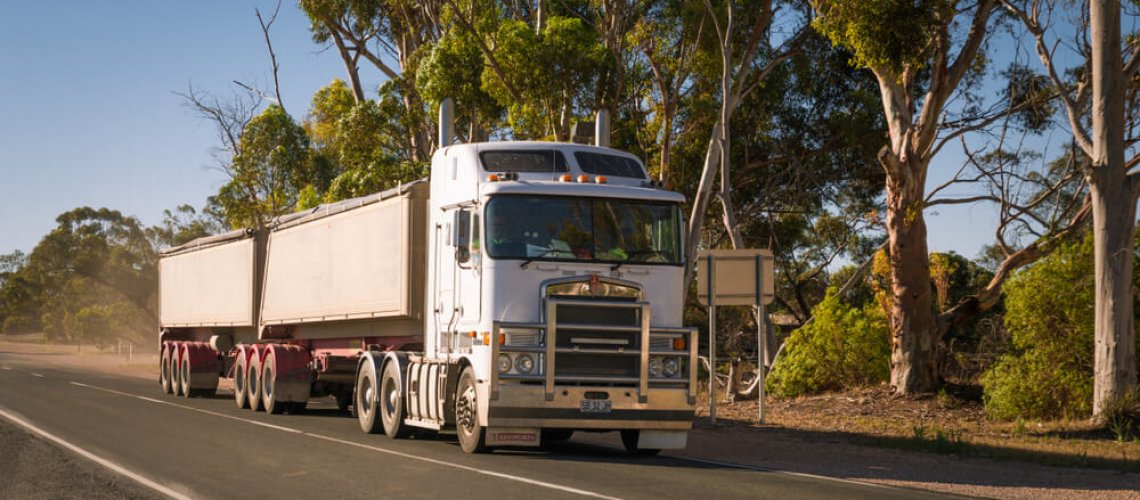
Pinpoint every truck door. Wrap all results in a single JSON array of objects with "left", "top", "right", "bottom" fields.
[{"left": 435, "top": 207, "right": 480, "bottom": 356}]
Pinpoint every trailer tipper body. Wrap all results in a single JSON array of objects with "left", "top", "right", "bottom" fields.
[{"left": 158, "top": 120, "right": 697, "bottom": 453}]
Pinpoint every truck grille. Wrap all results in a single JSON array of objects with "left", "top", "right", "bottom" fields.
[
  {"left": 553, "top": 300, "right": 640, "bottom": 350},
  {"left": 556, "top": 353, "right": 638, "bottom": 378}
]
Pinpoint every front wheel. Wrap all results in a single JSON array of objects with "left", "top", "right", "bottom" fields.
[{"left": 455, "top": 367, "right": 488, "bottom": 453}]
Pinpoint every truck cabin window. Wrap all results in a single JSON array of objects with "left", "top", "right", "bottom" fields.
[
  {"left": 479, "top": 150, "right": 569, "bottom": 172},
  {"left": 485, "top": 196, "right": 681, "bottom": 265}
]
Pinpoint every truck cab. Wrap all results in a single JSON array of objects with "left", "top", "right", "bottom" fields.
[{"left": 421, "top": 141, "right": 697, "bottom": 452}]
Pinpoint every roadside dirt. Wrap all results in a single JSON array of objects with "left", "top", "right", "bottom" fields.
[{"left": 4, "top": 337, "right": 1139, "bottom": 499}]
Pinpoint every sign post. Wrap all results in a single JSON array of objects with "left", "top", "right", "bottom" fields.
[{"left": 697, "top": 249, "right": 774, "bottom": 425}]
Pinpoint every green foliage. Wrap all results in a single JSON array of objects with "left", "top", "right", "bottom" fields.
[
  {"left": 983, "top": 236, "right": 1099, "bottom": 420},
  {"left": 416, "top": 29, "right": 502, "bottom": 137},
  {"left": 479, "top": 16, "right": 608, "bottom": 139},
  {"left": 767, "top": 288, "right": 890, "bottom": 397},
  {"left": 811, "top": 0, "right": 953, "bottom": 76},
  {"left": 213, "top": 105, "right": 319, "bottom": 229},
  {"left": 3, "top": 208, "right": 160, "bottom": 344}
]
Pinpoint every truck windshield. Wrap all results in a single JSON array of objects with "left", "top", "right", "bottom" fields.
[{"left": 484, "top": 196, "right": 682, "bottom": 265}]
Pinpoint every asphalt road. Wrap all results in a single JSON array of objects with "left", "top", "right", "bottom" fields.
[{"left": 0, "top": 351, "right": 954, "bottom": 500}]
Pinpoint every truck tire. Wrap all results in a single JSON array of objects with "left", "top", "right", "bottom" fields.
[
  {"left": 248, "top": 351, "right": 264, "bottom": 412},
  {"left": 455, "top": 367, "right": 488, "bottom": 453},
  {"left": 262, "top": 352, "right": 284, "bottom": 414},
  {"left": 356, "top": 358, "right": 383, "bottom": 434},
  {"left": 171, "top": 343, "right": 184, "bottom": 397},
  {"left": 179, "top": 343, "right": 193, "bottom": 397},
  {"left": 620, "top": 430, "right": 660, "bottom": 456},
  {"left": 234, "top": 346, "right": 250, "bottom": 409},
  {"left": 380, "top": 361, "right": 411, "bottom": 439},
  {"left": 160, "top": 343, "right": 174, "bottom": 395}
]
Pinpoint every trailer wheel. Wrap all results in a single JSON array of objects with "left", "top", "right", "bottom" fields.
[
  {"left": 262, "top": 353, "right": 284, "bottom": 414},
  {"left": 180, "top": 343, "right": 193, "bottom": 397},
  {"left": 619, "top": 430, "right": 660, "bottom": 456},
  {"left": 170, "top": 342, "right": 184, "bottom": 397},
  {"left": 160, "top": 343, "right": 174, "bottom": 395},
  {"left": 234, "top": 346, "right": 250, "bottom": 409},
  {"left": 380, "top": 361, "right": 411, "bottom": 439},
  {"left": 456, "top": 367, "right": 488, "bottom": 453},
  {"left": 355, "top": 358, "right": 383, "bottom": 434},
  {"left": 247, "top": 351, "right": 264, "bottom": 412}
]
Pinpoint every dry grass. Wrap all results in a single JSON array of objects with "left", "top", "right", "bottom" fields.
[{"left": 698, "top": 384, "right": 1140, "bottom": 472}]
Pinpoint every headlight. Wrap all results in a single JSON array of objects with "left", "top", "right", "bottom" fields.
[
  {"left": 648, "top": 357, "right": 664, "bottom": 377},
  {"left": 662, "top": 357, "right": 680, "bottom": 377},
  {"left": 497, "top": 354, "right": 512, "bottom": 373},
  {"left": 516, "top": 354, "right": 535, "bottom": 374}
]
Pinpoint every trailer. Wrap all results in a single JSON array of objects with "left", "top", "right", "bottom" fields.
[{"left": 158, "top": 102, "right": 698, "bottom": 453}]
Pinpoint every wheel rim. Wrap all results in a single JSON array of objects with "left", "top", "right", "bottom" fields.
[
  {"left": 182, "top": 353, "right": 190, "bottom": 392},
  {"left": 235, "top": 363, "right": 245, "bottom": 394},
  {"left": 264, "top": 363, "right": 273, "bottom": 401},
  {"left": 457, "top": 384, "right": 477, "bottom": 435},
  {"left": 382, "top": 375, "right": 398, "bottom": 417},
  {"left": 361, "top": 376, "right": 375, "bottom": 419},
  {"left": 161, "top": 348, "right": 170, "bottom": 384}
]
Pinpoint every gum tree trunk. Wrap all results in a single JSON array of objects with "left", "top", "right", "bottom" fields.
[{"left": 882, "top": 152, "right": 938, "bottom": 393}]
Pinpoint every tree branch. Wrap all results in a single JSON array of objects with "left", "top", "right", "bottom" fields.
[{"left": 256, "top": 1, "right": 285, "bottom": 113}]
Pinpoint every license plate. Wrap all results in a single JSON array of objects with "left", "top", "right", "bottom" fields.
[{"left": 579, "top": 399, "right": 612, "bottom": 414}]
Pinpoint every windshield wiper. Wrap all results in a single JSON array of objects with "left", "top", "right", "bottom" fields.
[{"left": 520, "top": 248, "right": 561, "bottom": 269}]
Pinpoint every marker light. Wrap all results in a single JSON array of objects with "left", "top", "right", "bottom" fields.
[
  {"left": 577, "top": 175, "right": 590, "bottom": 183},
  {"left": 486, "top": 174, "right": 500, "bottom": 182},
  {"left": 559, "top": 174, "right": 572, "bottom": 182},
  {"left": 595, "top": 176, "right": 608, "bottom": 184},
  {"left": 673, "top": 338, "right": 686, "bottom": 351}
]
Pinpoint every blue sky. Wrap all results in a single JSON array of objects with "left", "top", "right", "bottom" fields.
[
  {"left": 0, "top": 2, "right": 1051, "bottom": 261},
  {"left": 0, "top": 1, "right": 358, "bottom": 256}
]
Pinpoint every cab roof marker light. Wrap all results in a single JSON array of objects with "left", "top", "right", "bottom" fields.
[
  {"left": 486, "top": 174, "right": 500, "bottom": 182},
  {"left": 559, "top": 174, "right": 572, "bottom": 182},
  {"left": 577, "top": 175, "right": 590, "bottom": 183},
  {"left": 595, "top": 175, "right": 608, "bottom": 184}
]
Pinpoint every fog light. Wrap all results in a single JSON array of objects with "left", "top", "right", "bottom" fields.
[
  {"left": 648, "top": 357, "right": 664, "bottom": 377},
  {"left": 516, "top": 354, "right": 535, "bottom": 374},
  {"left": 662, "top": 357, "right": 680, "bottom": 377},
  {"left": 497, "top": 354, "right": 513, "bottom": 374}
]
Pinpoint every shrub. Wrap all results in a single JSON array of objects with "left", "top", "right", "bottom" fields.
[
  {"left": 983, "top": 236, "right": 1096, "bottom": 420},
  {"left": 767, "top": 287, "right": 889, "bottom": 397}
]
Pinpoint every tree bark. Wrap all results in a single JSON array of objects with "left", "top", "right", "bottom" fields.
[
  {"left": 1089, "top": 0, "right": 1138, "bottom": 416},
  {"left": 1090, "top": 177, "right": 1138, "bottom": 415},
  {"left": 882, "top": 152, "right": 939, "bottom": 394}
]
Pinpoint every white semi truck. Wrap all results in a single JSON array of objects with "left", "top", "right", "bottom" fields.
[{"left": 157, "top": 103, "right": 698, "bottom": 453}]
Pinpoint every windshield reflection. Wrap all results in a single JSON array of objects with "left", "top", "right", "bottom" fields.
[{"left": 485, "top": 196, "right": 681, "bottom": 265}]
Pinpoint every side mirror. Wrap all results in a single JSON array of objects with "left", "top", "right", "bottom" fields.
[{"left": 454, "top": 209, "right": 472, "bottom": 264}]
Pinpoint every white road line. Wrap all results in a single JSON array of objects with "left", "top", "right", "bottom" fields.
[
  {"left": 0, "top": 406, "right": 194, "bottom": 500},
  {"left": 71, "top": 381, "right": 623, "bottom": 500},
  {"left": 31, "top": 373, "right": 44, "bottom": 378},
  {"left": 669, "top": 455, "right": 897, "bottom": 490},
  {"left": 69, "top": 381, "right": 303, "bottom": 435},
  {"left": 2, "top": 366, "right": 12, "bottom": 370},
  {"left": 306, "top": 433, "right": 624, "bottom": 500}
]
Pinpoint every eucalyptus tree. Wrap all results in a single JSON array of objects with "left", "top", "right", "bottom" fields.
[
  {"left": 810, "top": 0, "right": 1003, "bottom": 394},
  {"left": 1001, "top": 0, "right": 1140, "bottom": 416},
  {"left": 211, "top": 105, "right": 321, "bottom": 229}
]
